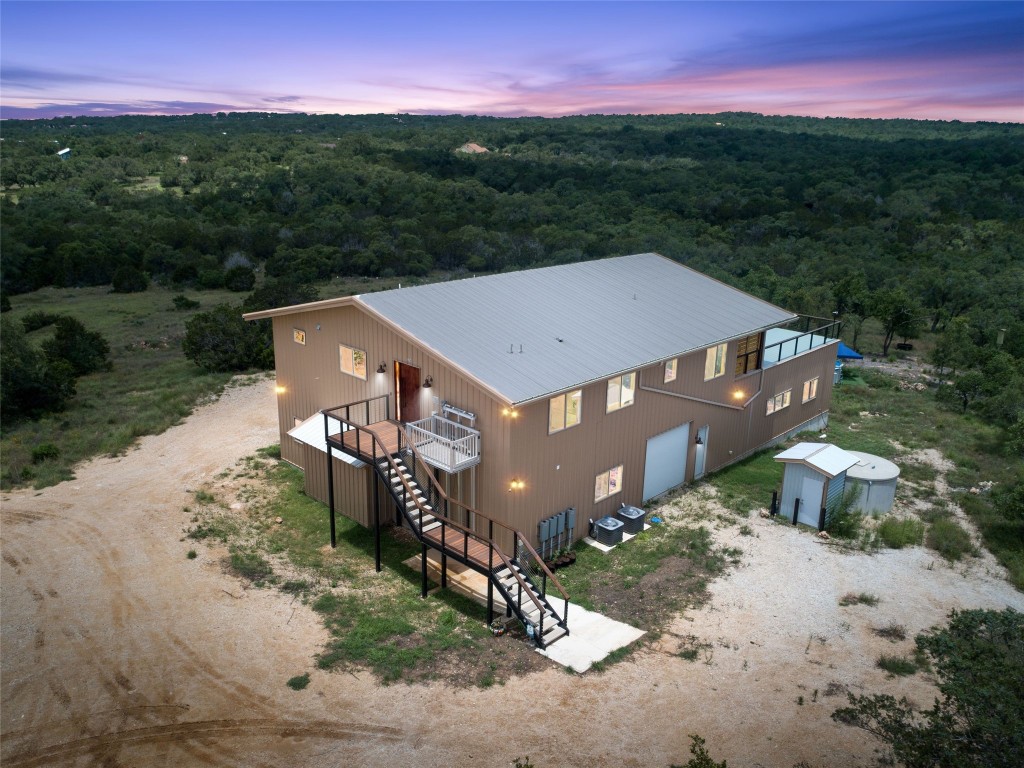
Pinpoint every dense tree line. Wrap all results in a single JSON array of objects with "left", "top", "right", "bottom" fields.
[{"left": 2, "top": 111, "right": 1022, "bottom": 429}]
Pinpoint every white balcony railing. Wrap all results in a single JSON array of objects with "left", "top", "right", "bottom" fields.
[{"left": 404, "top": 415, "right": 481, "bottom": 473}]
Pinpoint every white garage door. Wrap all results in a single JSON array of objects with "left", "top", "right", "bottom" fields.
[{"left": 643, "top": 423, "right": 690, "bottom": 502}]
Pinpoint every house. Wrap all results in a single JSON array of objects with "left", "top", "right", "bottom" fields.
[
  {"left": 245, "top": 253, "right": 840, "bottom": 645},
  {"left": 56, "top": 148, "right": 71, "bottom": 160}
]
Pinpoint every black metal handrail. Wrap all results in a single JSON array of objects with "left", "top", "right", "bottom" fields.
[
  {"left": 762, "top": 319, "right": 841, "bottom": 365},
  {"left": 324, "top": 400, "right": 568, "bottom": 638}
]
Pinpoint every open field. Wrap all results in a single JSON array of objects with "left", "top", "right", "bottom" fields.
[{"left": 2, "top": 375, "right": 1021, "bottom": 767}]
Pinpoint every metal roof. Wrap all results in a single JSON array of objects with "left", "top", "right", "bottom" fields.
[
  {"left": 774, "top": 443, "right": 860, "bottom": 479},
  {"left": 358, "top": 253, "right": 795, "bottom": 405}
]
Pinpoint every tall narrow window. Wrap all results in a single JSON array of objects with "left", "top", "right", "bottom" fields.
[
  {"left": 802, "top": 377, "right": 819, "bottom": 403},
  {"left": 735, "top": 333, "right": 762, "bottom": 375},
  {"left": 606, "top": 373, "right": 635, "bottom": 413},
  {"left": 704, "top": 343, "right": 728, "bottom": 380},
  {"left": 339, "top": 344, "right": 367, "bottom": 380},
  {"left": 594, "top": 465, "right": 624, "bottom": 502},
  {"left": 548, "top": 389, "right": 582, "bottom": 434},
  {"left": 664, "top": 358, "right": 678, "bottom": 383}
]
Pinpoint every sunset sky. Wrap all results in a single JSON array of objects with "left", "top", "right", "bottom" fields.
[{"left": 2, "top": 1, "right": 1021, "bottom": 122}]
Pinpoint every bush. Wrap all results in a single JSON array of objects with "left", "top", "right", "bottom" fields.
[
  {"left": 21, "top": 310, "right": 62, "bottom": 332},
  {"left": 827, "top": 488, "right": 865, "bottom": 539},
  {"left": 834, "top": 608, "right": 1023, "bottom": 768},
  {"left": 224, "top": 264, "right": 256, "bottom": 292},
  {"left": 927, "top": 518, "right": 977, "bottom": 561},
  {"left": 0, "top": 317, "right": 77, "bottom": 421},
  {"left": 877, "top": 654, "right": 920, "bottom": 677},
  {"left": 877, "top": 517, "right": 925, "bottom": 549},
  {"left": 172, "top": 294, "right": 200, "bottom": 310},
  {"left": 42, "top": 316, "right": 111, "bottom": 376},
  {"left": 182, "top": 303, "right": 272, "bottom": 372},
  {"left": 286, "top": 673, "right": 311, "bottom": 691},
  {"left": 31, "top": 443, "right": 60, "bottom": 464},
  {"left": 111, "top": 265, "right": 149, "bottom": 293}
]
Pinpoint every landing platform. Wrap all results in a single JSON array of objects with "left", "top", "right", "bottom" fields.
[{"left": 403, "top": 551, "right": 645, "bottom": 672}]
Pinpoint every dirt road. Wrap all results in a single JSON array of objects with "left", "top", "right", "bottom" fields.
[{"left": 3, "top": 378, "right": 1021, "bottom": 767}]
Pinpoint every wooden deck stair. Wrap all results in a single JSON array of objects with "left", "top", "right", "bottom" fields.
[{"left": 329, "top": 415, "right": 569, "bottom": 650}]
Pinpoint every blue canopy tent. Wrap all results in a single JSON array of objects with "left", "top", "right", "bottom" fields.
[{"left": 836, "top": 342, "right": 863, "bottom": 360}]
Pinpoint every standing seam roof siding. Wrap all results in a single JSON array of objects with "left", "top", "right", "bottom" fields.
[{"left": 359, "top": 253, "right": 795, "bottom": 404}]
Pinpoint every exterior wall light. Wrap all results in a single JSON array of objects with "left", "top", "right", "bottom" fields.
[
  {"left": 376, "top": 362, "right": 387, "bottom": 374},
  {"left": 275, "top": 385, "right": 286, "bottom": 394},
  {"left": 695, "top": 434, "right": 703, "bottom": 445},
  {"left": 502, "top": 407, "right": 519, "bottom": 418},
  {"left": 508, "top": 478, "right": 525, "bottom": 491},
  {"left": 423, "top": 375, "right": 433, "bottom": 388},
  {"left": 732, "top": 389, "right": 745, "bottom": 400}
]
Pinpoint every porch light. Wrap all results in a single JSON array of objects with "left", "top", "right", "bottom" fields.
[
  {"left": 502, "top": 407, "right": 519, "bottom": 418},
  {"left": 732, "top": 389, "right": 745, "bottom": 400},
  {"left": 508, "top": 478, "right": 525, "bottom": 491},
  {"left": 423, "top": 375, "right": 433, "bottom": 388},
  {"left": 275, "top": 385, "right": 286, "bottom": 395},
  {"left": 376, "top": 361, "right": 387, "bottom": 374}
]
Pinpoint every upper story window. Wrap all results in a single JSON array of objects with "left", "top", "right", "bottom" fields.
[
  {"left": 339, "top": 344, "right": 367, "bottom": 380},
  {"left": 549, "top": 389, "right": 582, "bottom": 434},
  {"left": 735, "top": 333, "right": 762, "bottom": 376},
  {"left": 704, "top": 343, "right": 728, "bottom": 380},
  {"left": 606, "top": 372, "right": 635, "bottom": 413},
  {"left": 766, "top": 389, "right": 791, "bottom": 415},
  {"left": 802, "top": 377, "right": 819, "bottom": 403},
  {"left": 293, "top": 328, "right": 306, "bottom": 345},
  {"left": 664, "top": 358, "right": 678, "bottom": 383}
]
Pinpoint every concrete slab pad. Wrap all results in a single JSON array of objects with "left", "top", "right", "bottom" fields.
[{"left": 535, "top": 604, "right": 645, "bottom": 673}]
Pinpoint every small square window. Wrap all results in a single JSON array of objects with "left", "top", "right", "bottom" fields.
[
  {"left": 293, "top": 328, "right": 306, "bottom": 345},
  {"left": 606, "top": 373, "right": 635, "bottom": 413},
  {"left": 549, "top": 389, "right": 582, "bottom": 434},
  {"left": 594, "top": 464, "right": 624, "bottom": 502},
  {"left": 766, "top": 389, "right": 792, "bottom": 415}
]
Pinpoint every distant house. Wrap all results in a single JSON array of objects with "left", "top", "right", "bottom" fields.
[
  {"left": 455, "top": 142, "right": 488, "bottom": 154},
  {"left": 56, "top": 148, "right": 71, "bottom": 160},
  {"left": 245, "top": 253, "right": 839, "bottom": 646}
]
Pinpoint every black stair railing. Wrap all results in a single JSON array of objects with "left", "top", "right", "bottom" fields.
[{"left": 324, "top": 401, "right": 570, "bottom": 645}]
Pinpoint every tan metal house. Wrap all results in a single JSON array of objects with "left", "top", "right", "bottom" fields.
[{"left": 245, "top": 253, "right": 839, "bottom": 646}]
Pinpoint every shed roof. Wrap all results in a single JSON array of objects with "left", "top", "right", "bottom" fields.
[
  {"left": 247, "top": 253, "right": 796, "bottom": 405},
  {"left": 774, "top": 442, "right": 860, "bottom": 479}
]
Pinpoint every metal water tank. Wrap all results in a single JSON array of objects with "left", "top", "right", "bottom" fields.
[{"left": 845, "top": 451, "right": 900, "bottom": 514}]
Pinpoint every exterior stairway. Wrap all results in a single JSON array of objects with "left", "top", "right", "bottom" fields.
[{"left": 375, "top": 452, "right": 569, "bottom": 649}]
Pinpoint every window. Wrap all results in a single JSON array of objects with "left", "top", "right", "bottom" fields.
[
  {"left": 339, "top": 344, "right": 367, "bottom": 380},
  {"left": 293, "top": 328, "right": 306, "bottom": 345},
  {"left": 606, "top": 372, "right": 635, "bottom": 413},
  {"left": 549, "top": 389, "right": 582, "bottom": 433},
  {"left": 704, "top": 343, "right": 728, "bottom": 380},
  {"left": 766, "top": 389, "right": 792, "bottom": 415},
  {"left": 664, "top": 358, "right": 678, "bottom": 383},
  {"left": 802, "top": 377, "right": 819, "bottom": 403},
  {"left": 734, "top": 333, "right": 762, "bottom": 375},
  {"left": 594, "top": 465, "right": 623, "bottom": 502}
]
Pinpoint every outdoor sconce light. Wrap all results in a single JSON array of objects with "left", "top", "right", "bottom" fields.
[
  {"left": 695, "top": 434, "right": 703, "bottom": 445},
  {"left": 376, "top": 362, "right": 387, "bottom": 374},
  {"left": 732, "top": 389, "right": 745, "bottom": 401},
  {"left": 274, "top": 385, "right": 286, "bottom": 395},
  {"left": 502, "top": 407, "right": 519, "bottom": 418},
  {"left": 423, "top": 375, "right": 433, "bottom": 388},
  {"left": 508, "top": 478, "right": 525, "bottom": 492}
]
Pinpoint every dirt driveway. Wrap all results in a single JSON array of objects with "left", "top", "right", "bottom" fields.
[{"left": 3, "top": 379, "right": 1021, "bottom": 767}]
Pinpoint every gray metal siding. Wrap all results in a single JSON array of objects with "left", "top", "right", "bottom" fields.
[{"left": 826, "top": 469, "right": 848, "bottom": 514}]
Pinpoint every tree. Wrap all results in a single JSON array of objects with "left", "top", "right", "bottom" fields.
[
  {"left": 870, "top": 287, "right": 923, "bottom": 356},
  {"left": 833, "top": 608, "right": 1023, "bottom": 768},
  {"left": 182, "top": 303, "right": 272, "bottom": 372},
  {"left": 948, "top": 370, "right": 986, "bottom": 413},
  {"left": 0, "top": 317, "right": 77, "bottom": 421},
  {"left": 111, "top": 265, "right": 149, "bottom": 293},
  {"left": 41, "top": 316, "right": 111, "bottom": 376},
  {"left": 929, "top": 317, "right": 974, "bottom": 375}
]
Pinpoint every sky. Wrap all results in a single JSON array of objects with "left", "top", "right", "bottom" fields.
[{"left": 1, "top": 1, "right": 1021, "bottom": 122}]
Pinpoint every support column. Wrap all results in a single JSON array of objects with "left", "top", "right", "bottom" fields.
[
  {"left": 326, "top": 444, "right": 336, "bottom": 549},
  {"left": 373, "top": 472, "right": 381, "bottom": 572},
  {"left": 420, "top": 542, "right": 428, "bottom": 598},
  {"left": 441, "top": 551, "right": 447, "bottom": 588}
]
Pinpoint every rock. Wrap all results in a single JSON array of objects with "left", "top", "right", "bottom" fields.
[
  {"left": 817, "top": 531, "right": 831, "bottom": 540},
  {"left": 275, "top": 516, "right": 284, "bottom": 523}
]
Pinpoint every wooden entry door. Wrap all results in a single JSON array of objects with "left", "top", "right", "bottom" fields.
[{"left": 395, "top": 362, "right": 421, "bottom": 422}]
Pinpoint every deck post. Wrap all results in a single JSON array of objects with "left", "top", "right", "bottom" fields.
[
  {"left": 487, "top": 575, "right": 494, "bottom": 623},
  {"left": 373, "top": 472, "right": 381, "bottom": 572},
  {"left": 441, "top": 551, "right": 447, "bottom": 588},
  {"left": 326, "top": 443, "right": 337, "bottom": 549},
  {"left": 421, "top": 542, "right": 428, "bottom": 599},
  {"left": 818, "top": 506, "right": 827, "bottom": 532}
]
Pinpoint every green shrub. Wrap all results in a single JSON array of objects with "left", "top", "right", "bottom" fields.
[
  {"left": 827, "top": 487, "right": 864, "bottom": 539},
  {"left": 21, "top": 310, "right": 62, "bottom": 332},
  {"left": 286, "top": 673, "right": 311, "bottom": 691},
  {"left": 839, "top": 592, "right": 879, "bottom": 607},
  {"left": 229, "top": 550, "right": 273, "bottom": 581},
  {"left": 31, "top": 443, "right": 60, "bottom": 464},
  {"left": 927, "top": 518, "right": 977, "bottom": 561},
  {"left": 172, "top": 294, "right": 200, "bottom": 310},
  {"left": 877, "top": 517, "right": 925, "bottom": 549},
  {"left": 42, "top": 316, "right": 111, "bottom": 376},
  {"left": 877, "top": 654, "right": 920, "bottom": 677}
]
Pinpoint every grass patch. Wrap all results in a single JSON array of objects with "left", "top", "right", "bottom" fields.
[
  {"left": 872, "top": 622, "right": 907, "bottom": 642},
  {"left": 926, "top": 518, "right": 977, "bottom": 562},
  {"left": 705, "top": 449, "right": 781, "bottom": 515},
  {"left": 877, "top": 654, "right": 921, "bottom": 677},
  {"left": 877, "top": 517, "right": 925, "bottom": 549},
  {"left": 229, "top": 549, "right": 273, "bottom": 583},
  {"left": 840, "top": 592, "right": 880, "bottom": 607},
  {"left": 285, "top": 673, "right": 310, "bottom": 691}
]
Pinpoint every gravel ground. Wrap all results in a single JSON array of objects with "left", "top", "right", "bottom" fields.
[{"left": 2, "top": 377, "right": 1020, "bottom": 767}]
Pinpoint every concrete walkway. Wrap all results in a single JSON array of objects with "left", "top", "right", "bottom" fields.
[{"left": 404, "top": 551, "right": 645, "bottom": 673}]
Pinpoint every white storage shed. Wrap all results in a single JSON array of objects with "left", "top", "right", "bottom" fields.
[{"left": 774, "top": 443, "right": 860, "bottom": 529}]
